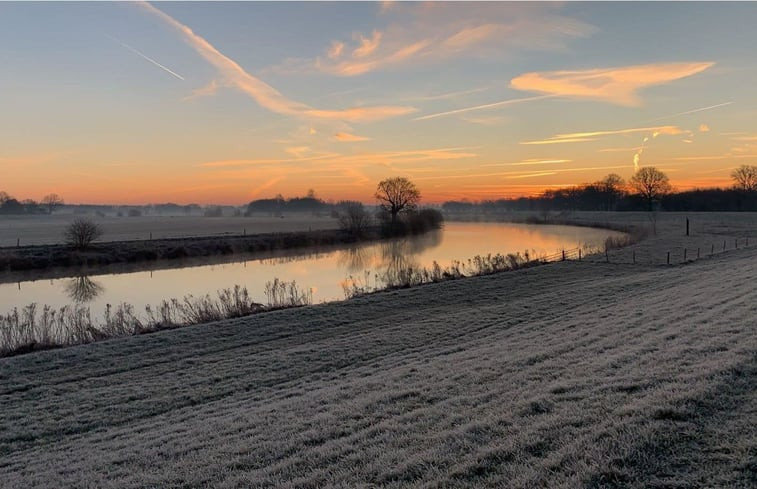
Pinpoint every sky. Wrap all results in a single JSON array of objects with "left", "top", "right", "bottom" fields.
[{"left": 2, "top": 1, "right": 757, "bottom": 205}]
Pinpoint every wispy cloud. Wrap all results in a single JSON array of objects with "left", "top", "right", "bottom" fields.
[
  {"left": 415, "top": 94, "right": 554, "bottom": 121},
  {"left": 108, "top": 35, "right": 185, "bottom": 80},
  {"left": 267, "top": 3, "right": 593, "bottom": 77},
  {"left": 482, "top": 159, "right": 572, "bottom": 167},
  {"left": 334, "top": 132, "right": 371, "bottom": 142},
  {"left": 141, "top": 2, "right": 414, "bottom": 123},
  {"left": 511, "top": 62, "right": 714, "bottom": 106},
  {"left": 522, "top": 125, "right": 683, "bottom": 145},
  {"left": 648, "top": 101, "right": 733, "bottom": 122}
]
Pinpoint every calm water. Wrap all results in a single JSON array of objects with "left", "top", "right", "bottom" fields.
[{"left": 0, "top": 222, "right": 623, "bottom": 315}]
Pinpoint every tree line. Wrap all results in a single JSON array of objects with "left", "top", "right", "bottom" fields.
[{"left": 442, "top": 165, "right": 757, "bottom": 214}]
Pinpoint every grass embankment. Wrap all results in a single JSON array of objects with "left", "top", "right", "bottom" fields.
[
  {"left": 0, "top": 228, "right": 372, "bottom": 272},
  {"left": 0, "top": 235, "right": 754, "bottom": 487}
]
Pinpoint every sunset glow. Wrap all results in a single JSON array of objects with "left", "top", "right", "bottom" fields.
[{"left": 2, "top": 1, "right": 756, "bottom": 204}]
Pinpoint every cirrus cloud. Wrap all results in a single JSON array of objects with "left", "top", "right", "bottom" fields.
[
  {"left": 140, "top": 2, "right": 414, "bottom": 123},
  {"left": 511, "top": 62, "right": 714, "bottom": 106}
]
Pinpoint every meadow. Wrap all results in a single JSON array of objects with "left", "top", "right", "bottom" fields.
[{"left": 0, "top": 212, "right": 754, "bottom": 487}]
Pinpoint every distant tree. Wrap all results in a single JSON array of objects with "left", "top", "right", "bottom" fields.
[
  {"left": 630, "top": 167, "right": 672, "bottom": 211},
  {"left": 64, "top": 218, "right": 103, "bottom": 250},
  {"left": 337, "top": 201, "right": 373, "bottom": 238},
  {"left": 0, "top": 191, "right": 11, "bottom": 205},
  {"left": 375, "top": 177, "right": 421, "bottom": 231},
  {"left": 598, "top": 174, "right": 626, "bottom": 210},
  {"left": 41, "top": 193, "right": 64, "bottom": 214},
  {"left": 731, "top": 165, "right": 757, "bottom": 192}
]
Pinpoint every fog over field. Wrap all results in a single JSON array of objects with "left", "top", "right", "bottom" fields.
[
  {"left": 0, "top": 213, "right": 754, "bottom": 487},
  {"left": 0, "top": 214, "right": 339, "bottom": 247}
]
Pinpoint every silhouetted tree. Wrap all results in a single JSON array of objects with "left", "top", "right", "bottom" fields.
[
  {"left": 731, "top": 165, "right": 757, "bottom": 191},
  {"left": 64, "top": 218, "right": 103, "bottom": 250},
  {"left": 41, "top": 193, "right": 64, "bottom": 214},
  {"left": 375, "top": 177, "right": 421, "bottom": 231},
  {"left": 630, "top": 167, "right": 672, "bottom": 211},
  {"left": 337, "top": 201, "right": 373, "bottom": 238}
]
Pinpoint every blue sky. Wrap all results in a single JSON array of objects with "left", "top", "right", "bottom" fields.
[{"left": 2, "top": 2, "right": 756, "bottom": 204}]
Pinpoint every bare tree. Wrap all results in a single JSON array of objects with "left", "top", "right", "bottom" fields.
[
  {"left": 64, "top": 218, "right": 103, "bottom": 250},
  {"left": 337, "top": 201, "right": 373, "bottom": 238},
  {"left": 731, "top": 165, "right": 757, "bottom": 191},
  {"left": 41, "top": 193, "right": 64, "bottom": 214},
  {"left": 630, "top": 167, "right": 672, "bottom": 211},
  {"left": 375, "top": 177, "right": 421, "bottom": 230},
  {"left": 598, "top": 173, "right": 626, "bottom": 211}
]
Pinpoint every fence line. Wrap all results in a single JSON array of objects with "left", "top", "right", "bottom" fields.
[{"left": 548, "top": 236, "right": 752, "bottom": 267}]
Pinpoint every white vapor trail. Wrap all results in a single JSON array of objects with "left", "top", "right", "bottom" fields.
[
  {"left": 414, "top": 94, "right": 555, "bottom": 121},
  {"left": 648, "top": 101, "right": 733, "bottom": 122},
  {"left": 108, "top": 35, "right": 185, "bottom": 80}
]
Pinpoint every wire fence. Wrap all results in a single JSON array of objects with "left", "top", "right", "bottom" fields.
[{"left": 546, "top": 237, "right": 751, "bottom": 267}]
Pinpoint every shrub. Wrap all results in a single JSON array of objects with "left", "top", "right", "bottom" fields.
[
  {"left": 337, "top": 201, "right": 373, "bottom": 238},
  {"left": 63, "top": 218, "right": 103, "bottom": 250}
]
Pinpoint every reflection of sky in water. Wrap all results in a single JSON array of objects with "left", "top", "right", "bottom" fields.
[{"left": 0, "top": 222, "right": 623, "bottom": 315}]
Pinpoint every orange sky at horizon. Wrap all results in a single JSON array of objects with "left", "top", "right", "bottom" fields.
[{"left": 2, "top": 2, "right": 757, "bottom": 206}]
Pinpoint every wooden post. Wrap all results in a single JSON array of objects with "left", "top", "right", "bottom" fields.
[
  {"left": 735, "top": 238, "right": 738, "bottom": 249},
  {"left": 150, "top": 232, "right": 153, "bottom": 240},
  {"left": 605, "top": 249, "right": 609, "bottom": 263},
  {"left": 723, "top": 240, "right": 726, "bottom": 251},
  {"left": 686, "top": 217, "right": 689, "bottom": 236},
  {"left": 667, "top": 251, "right": 670, "bottom": 265},
  {"left": 697, "top": 248, "right": 700, "bottom": 259},
  {"left": 633, "top": 250, "right": 636, "bottom": 264},
  {"left": 562, "top": 249, "right": 565, "bottom": 261},
  {"left": 684, "top": 248, "right": 687, "bottom": 261},
  {"left": 711, "top": 243, "right": 714, "bottom": 254},
  {"left": 243, "top": 228, "right": 246, "bottom": 236},
  {"left": 578, "top": 249, "right": 582, "bottom": 261},
  {"left": 16, "top": 238, "right": 20, "bottom": 248}
]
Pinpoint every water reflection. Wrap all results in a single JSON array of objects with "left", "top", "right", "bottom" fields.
[
  {"left": 64, "top": 275, "right": 104, "bottom": 303},
  {"left": 337, "top": 229, "right": 443, "bottom": 274}
]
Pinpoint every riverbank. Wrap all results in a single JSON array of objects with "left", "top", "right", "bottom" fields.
[
  {"left": 0, "top": 212, "right": 754, "bottom": 487},
  {"left": 0, "top": 227, "right": 375, "bottom": 273}
]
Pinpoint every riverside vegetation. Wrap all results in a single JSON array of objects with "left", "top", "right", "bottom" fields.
[{"left": 0, "top": 228, "right": 636, "bottom": 357}]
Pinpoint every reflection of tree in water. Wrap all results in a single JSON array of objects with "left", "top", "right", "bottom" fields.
[
  {"left": 336, "top": 230, "right": 443, "bottom": 276},
  {"left": 336, "top": 246, "right": 372, "bottom": 273},
  {"left": 379, "top": 230, "right": 443, "bottom": 287},
  {"left": 64, "top": 275, "right": 104, "bottom": 303}
]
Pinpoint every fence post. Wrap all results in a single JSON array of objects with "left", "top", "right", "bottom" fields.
[
  {"left": 684, "top": 248, "right": 687, "bottom": 261},
  {"left": 243, "top": 228, "right": 246, "bottom": 236},
  {"left": 667, "top": 251, "right": 670, "bottom": 265},
  {"left": 723, "top": 240, "right": 726, "bottom": 251},
  {"left": 735, "top": 239, "right": 738, "bottom": 249},
  {"left": 578, "top": 249, "right": 582, "bottom": 261},
  {"left": 686, "top": 217, "right": 689, "bottom": 236},
  {"left": 697, "top": 248, "right": 700, "bottom": 259},
  {"left": 633, "top": 250, "right": 636, "bottom": 264},
  {"left": 711, "top": 243, "right": 714, "bottom": 255},
  {"left": 16, "top": 238, "right": 20, "bottom": 248},
  {"left": 605, "top": 249, "right": 609, "bottom": 263},
  {"left": 150, "top": 232, "right": 153, "bottom": 240},
  {"left": 562, "top": 249, "right": 565, "bottom": 261}
]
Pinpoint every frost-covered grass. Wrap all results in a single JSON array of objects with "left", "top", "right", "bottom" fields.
[
  {"left": 0, "top": 281, "right": 312, "bottom": 356},
  {"left": 0, "top": 213, "right": 755, "bottom": 487}
]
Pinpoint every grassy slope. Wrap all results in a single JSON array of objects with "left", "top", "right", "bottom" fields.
[{"left": 1, "top": 249, "right": 755, "bottom": 487}]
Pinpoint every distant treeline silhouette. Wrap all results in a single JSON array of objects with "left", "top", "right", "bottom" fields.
[{"left": 442, "top": 167, "right": 757, "bottom": 213}]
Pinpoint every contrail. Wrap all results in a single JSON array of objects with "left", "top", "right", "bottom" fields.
[
  {"left": 648, "top": 101, "right": 733, "bottom": 122},
  {"left": 414, "top": 94, "right": 556, "bottom": 121},
  {"left": 108, "top": 35, "right": 185, "bottom": 80}
]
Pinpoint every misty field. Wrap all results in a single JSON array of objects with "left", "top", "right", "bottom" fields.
[
  {"left": 0, "top": 213, "right": 755, "bottom": 487},
  {"left": 0, "top": 214, "right": 339, "bottom": 247}
]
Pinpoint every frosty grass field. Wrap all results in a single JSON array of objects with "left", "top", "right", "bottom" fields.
[{"left": 0, "top": 212, "right": 755, "bottom": 487}]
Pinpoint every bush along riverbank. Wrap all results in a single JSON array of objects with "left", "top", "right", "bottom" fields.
[{"left": 0, "top": 209, "right": 446, "bottom": 273}]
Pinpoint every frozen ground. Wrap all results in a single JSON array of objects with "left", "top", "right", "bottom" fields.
[
  {"left": 0, "top": 212, "right": 755, "bottom": 487},
  {"left": 0, "top": 214, "right": 339, "bottom": 247}
]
